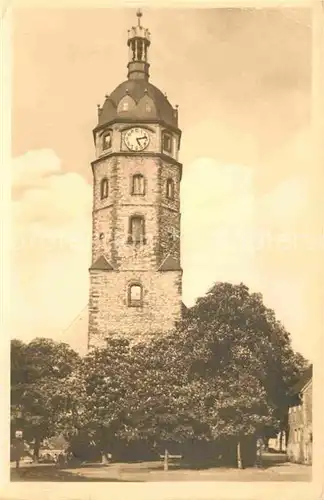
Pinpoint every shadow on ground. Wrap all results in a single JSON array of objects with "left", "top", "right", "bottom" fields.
[
  {"left": 11, "top": 465, "right": 143, "bottom": 482},
  {"left": 260, "top": 452, "right": 290, "bottom": 469},
  {"left": 11, "top": 453, "right": 310, "bottom": 482}
]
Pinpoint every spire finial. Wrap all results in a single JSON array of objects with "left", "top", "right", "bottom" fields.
[
  {"left": 136, "top": 9, "right": 142, "bottom": 27},
  {"left": 127, "top": 8, "right": 150, "bottom": 81}
]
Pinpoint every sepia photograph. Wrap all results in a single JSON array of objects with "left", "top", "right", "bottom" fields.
[{"left": 6, "top": 3, "right": 322, "bottom": 489}]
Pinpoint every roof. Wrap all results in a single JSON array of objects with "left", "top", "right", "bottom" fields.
[
  {"left": 97, "top": 79, "right": 178, "bottom": 129},
  {"left": 89, "top": 255, "right": 114, "bottom": 271},
  {"left": 158, "top": 255, "right": 181, "bottom": 272},
  {"left": 291, "top": 364, "right": 312, "bottom": 395},
  {"left": 181, "top": 302, "right": 188, "bottom": 316}
]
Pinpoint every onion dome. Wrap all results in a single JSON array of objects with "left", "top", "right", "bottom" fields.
[{"left": 96, "top": 10, "right": 178, "bottom": 129}]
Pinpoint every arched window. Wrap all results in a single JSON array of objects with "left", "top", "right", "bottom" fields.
[
  {"left": 132, "top": 174, "right": 145, "bottom": 195},
  {"left": 166, "top": 178, "right": 175, "bottom": 200},
  {"left": 129, "top": 215, "right": 145, "bottom": 244},
  {"left": 128, "top": 283, "right": 143, "bottom": 307},
  {"left": 137, "top": 95, "right": 156, "bottom": 115},
  {"left": 103, "top": 131, "right": 112, "bottom": 150},
  {"left": 117, "top": 95, "right": 135, "bottom": 113},
  {"left": 100, "top": 178, "right": 109, "bottom": 199}
]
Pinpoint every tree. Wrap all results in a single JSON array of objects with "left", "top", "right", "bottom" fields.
[
  {"left": 11, "top": 337, "right": 80, "bottom": 460},
  {"left": 57, "top": 335, "right": 200, "bottom": 462},
  {"left": 54, "top": 337, "right": 136, "bottom": 462},
  {"left": 123, "top": 282, "right": 306, "bottom": 465},
  {"left": 174, "top": 282, "right": 308, "bottom": 460},
  {"left": 54, "top": 281, "right": 308, "bottom": 468}
]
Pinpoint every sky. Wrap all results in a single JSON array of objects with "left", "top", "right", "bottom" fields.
[{"left": 11, "top": 7, "right": 320, "bottom": 360}]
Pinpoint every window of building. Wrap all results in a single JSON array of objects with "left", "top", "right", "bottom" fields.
[
  {"left": 132, "top": 174, "right": 145, "bottom": 195},
  {"left": 163, "top": 132, "right": 172, "bottom": 153},
  {"left": 128, "top": 215, "right": 146, "bottom": 244},
  {"left": 166, "top": 178, "right": 175, "bottom": 200},
  {"left": 100, "top": 178, "right": 109, "bottom": 199},
  {"left": 117, "top": 95, "right": 136, "bottom": 113},
  {"left": 103, "top": 132, "right": 112, "bottom": 150},
  {"left": 128, "top": 283, "right": 143, "bottom": 307},
  {"left": 145, "top": 103, "right": 152, "bottom": 112}
]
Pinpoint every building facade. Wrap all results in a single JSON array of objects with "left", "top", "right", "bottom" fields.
[
  {"left": 287, "top": 365, "right": 312, "bottom": 465},
  {"left": 88, "top": 11, "right": 183, "bottom": 349}
]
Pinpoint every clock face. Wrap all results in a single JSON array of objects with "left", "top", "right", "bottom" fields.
[{"left": 124, "top": 128, "right": 150, "bottom": 152}]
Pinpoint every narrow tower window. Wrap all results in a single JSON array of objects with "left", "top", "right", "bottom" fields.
[
  {"left": 103, "top": 132, "right": 112, "bottom": 150},
  {"left": 100, "top": 178, "right": 109, "bottom": 199},
  {"left": 163, "top": 133, "right": 172, "bottom": 153},
  {"left": 137, "top": 40, "right": 143, "bottom": 61},
  {"left": 128, "top": 283, "right": 143, "bottom": 307},
  {"left": 129, "top": 215, "right": 145, "bottom": 243},
  {"left": 131, "top": 40, "right": 136, "bottom": 61},
  {"left": 132, "top": 174, "right": 145, "bottom": 195},
  {"left": 166, "top": 178, "right": 175, "bottom": 200}
]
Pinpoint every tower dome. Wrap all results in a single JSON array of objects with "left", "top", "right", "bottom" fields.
[{"left": 96, "top": 10, "right": 179, "bottom": 130}]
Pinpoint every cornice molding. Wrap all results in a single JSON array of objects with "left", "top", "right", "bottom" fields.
[
  {"left": 91, "top": 151, "right": 183, "bottom": 174},
  {"left": 93, "top": 118, "right": 181, "bottom": 137}
]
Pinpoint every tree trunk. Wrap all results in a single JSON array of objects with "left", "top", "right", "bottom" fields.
[
  {"left": 263, "top": 436, "right": 269, "bottom": 452},
  {"left": 33, "top": 438, "right": 40, "bottom": 463},
  {"left": 237, "top": 439, "right": 243, "bottom": 469},
  {"left": 279, "top": 431, "right": 283, "bottom": 452},
  {"left": 284, "top": 426, "right": 289, "bottom": 449}
]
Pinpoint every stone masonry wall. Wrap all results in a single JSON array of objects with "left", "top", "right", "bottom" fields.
[
  {"left": 287, "top": 380, "right": 312, "bottom": 465},
  {"left": 92, "top": 157, "right": 117, "bottom": 265},
  {"left": 158, "top": 162, "right": 181, "bottom": 264},
  {"left": 88, "top": 269, "right": 182, "bottom": 348},
  {"left": 89, "top": 122, "right": 182, "bottom": 347}
]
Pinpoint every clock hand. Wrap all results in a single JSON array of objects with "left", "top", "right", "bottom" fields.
[{"left": 136, "top": 136, "right": 147, "bottom": 146}]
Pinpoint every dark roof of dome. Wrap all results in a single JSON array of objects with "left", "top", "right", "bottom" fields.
[{"left": 97, "top": 79, "right": 178, "bottom": 129}]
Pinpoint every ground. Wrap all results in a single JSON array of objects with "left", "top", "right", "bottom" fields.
[{"left": 11, "top": 453, "right": 311, "bottom": 482}]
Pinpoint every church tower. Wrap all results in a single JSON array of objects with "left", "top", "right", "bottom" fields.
[{"left": 88, "top": 10, "right": 183, "bottom": 349}]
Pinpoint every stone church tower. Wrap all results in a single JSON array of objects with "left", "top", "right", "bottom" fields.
[{"left": 88, "top": 11, "right": 183, "bottom": 349}]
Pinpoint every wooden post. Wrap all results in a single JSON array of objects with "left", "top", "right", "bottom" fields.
[
  {"left": 237, "top": 439, "right": 243, "bottom": 469},
  {"left": 279, "top": 431, "right": 283, "bottom": 452},
  {"left": 164, "top": 449, "right": 169, "bottom": 471}
]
